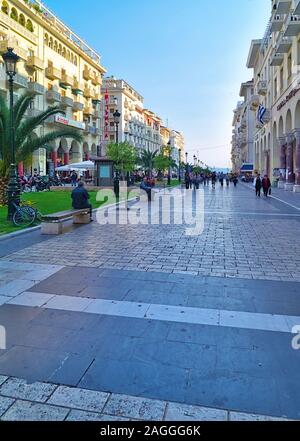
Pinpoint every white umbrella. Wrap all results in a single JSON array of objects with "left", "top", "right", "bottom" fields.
[{"left": 68, "top": 160, "right": 95, "bottom": 170}]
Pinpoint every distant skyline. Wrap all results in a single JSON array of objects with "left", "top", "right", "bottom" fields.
[{"left": 44, "top": 0, "right": 271, "bottom": 167}]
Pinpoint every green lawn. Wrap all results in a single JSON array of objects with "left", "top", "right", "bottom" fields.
[{"left": 0, "top": 188, "right": 138, "bottom": 236}]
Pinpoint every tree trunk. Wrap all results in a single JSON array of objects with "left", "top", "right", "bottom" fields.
[{"left": 0, "top": 177, "right": 8, "bottom": 206}]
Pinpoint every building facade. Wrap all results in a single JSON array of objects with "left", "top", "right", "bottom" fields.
[
  {"left": 231, "top": 81, "right": 256, "bottom": 173},
  {"left": 243, "top": 0, "right": 300, "bottom": 191},
  {"left": 101, "top": 77, "right": 185, "bottom": 162},
  {"left": 101, "top": 77, "right": 163, "bottom": 155},
  {"left": 0, "top": 0, "right": 106, "bottom": 175}
]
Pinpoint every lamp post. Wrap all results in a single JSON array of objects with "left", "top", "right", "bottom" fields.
[
  {"left": 2, "top": 48, "right": 20, "bottom": 220},
  {"left": 178, "top": 148, "right": 182, "bottom": 183},
  {"left": 113, "top": 108, "right": 121, "bottom": 200},
  {"left": 167, "top": 140, "right": 172, "bottom": 186}
]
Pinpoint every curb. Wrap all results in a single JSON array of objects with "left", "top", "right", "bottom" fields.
[{"left": 0, "top": 197, "right": 138, "bottom": 242}]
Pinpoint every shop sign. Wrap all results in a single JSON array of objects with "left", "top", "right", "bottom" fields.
[{"left": 277, "top": 86, "right": 300, "bottom": 111}]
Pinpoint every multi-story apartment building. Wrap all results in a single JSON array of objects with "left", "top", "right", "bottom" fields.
[
  {"left": 0, "top": 0, "right": 106, "bottom": 175},
  {"left": 101, "top": 77, "right": 163, "bottom": 155},
  {"left": 231, "top": 81, "right": 256, "bottom": 173},
  {"left": 244, "top": 0, "right": 300, "bottom": 191}
]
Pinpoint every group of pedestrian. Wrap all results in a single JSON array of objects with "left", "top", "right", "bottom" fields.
[
  {"left": 254, "top": 174, "right": 271, "bottom": 198},
  {"left": 185, "top": 171, "right": 238, "bottom": 190}
]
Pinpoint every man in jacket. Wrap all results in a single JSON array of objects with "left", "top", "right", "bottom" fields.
[{"left": 71, "top": 181, "right": 93, "bottom": 220}]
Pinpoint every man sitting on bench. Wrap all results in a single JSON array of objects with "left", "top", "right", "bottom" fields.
[{"left": 71, "top": 181, "right": 93, "bottom": 221}]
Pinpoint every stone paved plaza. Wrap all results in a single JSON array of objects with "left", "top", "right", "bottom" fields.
[{"left": 0, "top": 184, "right": 299, "bottom": 421}]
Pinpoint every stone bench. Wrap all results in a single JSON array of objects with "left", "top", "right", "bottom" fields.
[{"left": 41, "top": 209, "right": 91, "bottom": 235}]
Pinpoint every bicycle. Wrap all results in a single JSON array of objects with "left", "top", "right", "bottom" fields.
[{"left": 12, "top": 202, "right": 43, "bottom": 227}]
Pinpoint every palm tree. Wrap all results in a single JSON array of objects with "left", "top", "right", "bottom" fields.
[
  {"left": 138, "top": 148, "right": 159, "bottom": 177},
  {"left": 0, "top": 91, "right": 83, "bottom": 205}
]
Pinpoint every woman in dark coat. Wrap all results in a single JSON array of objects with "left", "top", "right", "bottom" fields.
[
  {"left": 255, "top": 174, "right": 262, "bottom": 197},
  {"left": 262, "top": 175, "right": 271, "bottom": 197}
]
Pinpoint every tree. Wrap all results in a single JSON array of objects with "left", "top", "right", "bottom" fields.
[
  {"left": 0, "top": 91, "right": 83, "bottom": 206},
  {"left": 138, "top": 148, "right": 158, "bottom": 177},
  {"left": 154, "top": 147, "right": 178, "bottom": 179},
  {"left": 106, "top": 142, "right": 137, "bottom": 180}
]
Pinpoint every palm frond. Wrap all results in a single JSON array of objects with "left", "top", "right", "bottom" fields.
[
  {"left": 13, "top": 92, "right": 36, "bottom": 128},
  {"left": 17, "top": 129, "right": 83, "bottom": 163}
]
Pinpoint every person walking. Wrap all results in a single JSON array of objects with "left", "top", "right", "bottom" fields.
[
  {"left": 185, "top": 171, "right": 191, "bottom": 190},
  {"left": 211, "top": 172, "right": 217, "bottom": 190},
  {"left": 255, "top": 174, "right": 262, "bottom": 197},
  {"left": 219, "top": 172, "right": 224, "bottom": 187},
  {"left": 262, "top": 175, "right": 271, "bottom": 197},
  {"left": 225, "top": 174, "right": 230, "bottom": 187},
  {"left": 70, "top": 171, "right": 78, "bottom": 187},
  {"left": 71, "top": 181, "right": 93, "bottom": 220}
]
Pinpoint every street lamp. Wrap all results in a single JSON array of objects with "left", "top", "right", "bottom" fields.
[
  {"left": 113, "top": 108, "right": 121, "bottom": 200},
  {"left": 2, "top": 48, "right": 20, "bottom": 220},
  {"left": 113, "top": 109, "right": 121, "bottom": 144},
  {"left": 167, "top": 140, "right": 172, "bottom": 186},
  {"left": 178, "top": 149, "right": 182, "bottom": 183}
]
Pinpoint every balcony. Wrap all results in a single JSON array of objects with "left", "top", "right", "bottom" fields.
[
  {"left": 72, "top": 80, "right": 84, "bottom": 95},
  {"left": 46, "top": 90, "right": 61, "bottom": 103},
  {"left": 92, "top": 109, "right": 101, "bottom": 119},
  {"left": 91, "top": 75, "right": 102, "bottom": 86},
  {"left": 60, "top": 74, "right": 74, "bottom": 88},
  {"left": 283, "top": 14, "right": 300, "bottom": 36},
  {"left": 270, "top": 52, "right": 284, "bottom": 66},
  {"left": 28, "top": 82, "right": 46, "bottom": 95},
  {"left": 73, "top": 101, "right": 84, "bottom": 112},
  {"left": 0, "top": 39, "right": 28, "bottom": 60},
  {"left": 260, "top": 109, "right": 271, "bottom": 124},
  {"left": 45, "top": 66, "right": 61, "bottom": 81},
  {"left": 13, "top": 74, "right": 28, "bottom": 89},
  {"left": 26, "top": 56, "right": 44, "bottom": 70},
  {"left": 83, "top": 68, "right": 93, "bottom": 81},
  {"left": 270, "top": 14, "right": 285, "bottom": 32},
  {"left": 92, "top": 93, "right": 101, "bottom": 104},
  {"left": 86, "top": 125, "right": 100, "bottom": 136},
  {"left": 83, "top": 106, "right": 94, "bottom": 116},
  {"left": 249, "top": 95, "right": 260, "bottom": 111},
  {"left": 26, "top": 108, "right": 43, "bottom": 118},
  {"left": 295, "top": 0, "right": 300, "bottom": 15},
  {"left": 257, "top": 80, "right": 268, "bottom": 95},
  {"left": 61, "top": 96, "right": 74, "bottom": 108},
  {"left": 83, "top": 87, "right": 94, "bottom": 99},
  {"left": 276, "top": 35, "right": 293, "bottom": 52},
  {"left": 273, "top": 0, "right": 292, "bottom": 14}
]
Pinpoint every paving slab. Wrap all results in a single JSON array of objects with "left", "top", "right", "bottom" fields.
[
  {"left": 0, "top": 377, "right": 57, "bottom": 403},
  {"left": 103, "top": 394, "right": 166, "bottom": 421},
  {"left": 48, "top": 385, "right": 109, "bottom": 412},
  {"left": 1, "top": 400, "right": 69, "bottom": 421}
]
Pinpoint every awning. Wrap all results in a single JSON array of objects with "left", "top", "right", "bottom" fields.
[
  {"left": 55, "top": 161, "right": 95, "bottom": 171},
  {"left": 240, "top": 163, "right": 254, "bottom": 172}
]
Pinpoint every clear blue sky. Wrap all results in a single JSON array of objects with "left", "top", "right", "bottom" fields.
[{"left": 45, "top": 0, "right": 270, "bottom": 167}]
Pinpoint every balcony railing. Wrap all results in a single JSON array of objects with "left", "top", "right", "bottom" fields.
[
  {"left": 72, "top": 80, "right": 84, "bottom": 95},
  {"left": 274, "top": 1, "right": 292, "bottom": 14},
  {"left": 92, "top": 75, "right": 102, "bottom": 86},
  {"left": 83, "top": 106, "right": 94, "bottom": 116},
  {"left": 28, "top": 82, "right": 46, "bottom": 95},
  {"left": 257, "top": 80, "right": 268, "bottom": 95},
  {"left": 45, "top": 66, "right": 61, "bottom": 81},
  {"left": 0, "top": 39, "right": 28, "bottom": 59},
  {"left": 83, "top": 87, "right": 94, "bottom": 99},
  {"left": 249, "top": 95, "right": 260, "bottom": 111},
  {"left": 270, "top": 14, "right": 285, "bottom": 32},
  {"left": 83, "top": 69, "right": 94, "bottom": 81},
  {"left": 283, "top": 13, "right": 300, "bottom": 36},
  {"left": 13, "top": 74, "right": 28, "bottom": 89},
  {"left": 61, "top": 96, "right": 74, "bottom": 108},
  {"left": 26, "top": 56, "right": 44, "bottom": 70},
  {"left": 46, "top": 90, "right": 61, "bottom": 103},
  {"left": 60, "top": 74, "right": 74, "bottom": 88},
  {"left": 270, "top": 52, "right": 284, "bottom": 66},
  {"left": 26, "top": 108, "right": 43, "bottom": 118},
  {"left": 73, "top": 101, "right": 84, "bottom": 112},
  {"left": 276, "top": 34, "right": 293, "bottom": 53}
]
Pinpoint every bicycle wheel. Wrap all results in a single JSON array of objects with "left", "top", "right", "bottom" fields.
[{"left": 13, "top": 208, "right": 36, "bottom": 227}]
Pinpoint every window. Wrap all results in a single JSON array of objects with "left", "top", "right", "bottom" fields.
[
  {"left": 1, "top": 1, "right": 9, "bottom": 15},
  {"left": 10, "top": 7, "right": 18, "bottom": 21},
  {"left": 280, "top": 67, "right": 284, "bottom": 91},
  {"left": 274, "top": 77, "right": 277, "bottom": 99},
  {"left": 19, "top": 14, "right": 25, "bottom": 26},
  {"left": 26, "top": 19, "right": 34, "bottom": 33}
]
